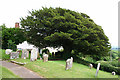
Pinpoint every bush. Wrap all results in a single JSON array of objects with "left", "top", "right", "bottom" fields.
[
  {"left": 1, "top": 49, "right": 10, "bottom": 60},
  {"left": 75, "top": 57, "right": 120, "bottom": 75},
  {"left": 96, "top": 61, "right": 120, "bottom": 75}
]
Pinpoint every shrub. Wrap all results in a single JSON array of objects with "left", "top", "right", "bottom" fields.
[
  {"left": 75, "top": 57, "right": 120, "bottom": 75},
  {"left": 1, "top": 49, "right": 10, "bottom": 60}
]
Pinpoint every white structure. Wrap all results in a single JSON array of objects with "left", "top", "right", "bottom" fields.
[
  {"left": 17, "top": 41, "right": 63, "bottom": 54},
  {"left": 46, "top": 46, "right": 63, "bottom": 53},
  {"left": 17, "top": 41, "right": 37, "bottom": 50}
]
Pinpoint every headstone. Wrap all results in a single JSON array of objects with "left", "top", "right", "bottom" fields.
[
  {"left": 43, "top": 53, "right": 48, "bottom": 62},
  {"left": 40, "top": 56, "right": 42, "bottom": 60},
  {"left": 10, "top": 52, "right": 19, "bottom": 59},
  {"left": 112, "top": 71, "right": 116, "bottom": 75},
  {"left": 95, "top": 63, "right": 100, "bottom": 77},
  {"left": 89, "top": 64, "right": 93, "bottom": 69},
  {"left": 30, "top": 48, "right": 38, "bottom": 61},
  {"left": 65, "top": 57, "right": 73, "bottom": 70},
  {"left": 21, "top": 49, "right": 29, "bottom": 59},
  {"left": 5, "top": 49, "right": 12, "bottom": 55},
  {"left": 26, "top": 50, "right": 29, "bottom": 58}
]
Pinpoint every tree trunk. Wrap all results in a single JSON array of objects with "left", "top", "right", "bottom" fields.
[{"left": 62, "top": 46, "right": 72, "bottom": 59}]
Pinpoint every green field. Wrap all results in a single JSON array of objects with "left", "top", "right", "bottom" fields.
[
  {"left": 13, "top": 58, "right": 119, "bottom": 78},
  {"left": 0, "top": 66, "right": 22, "bottom": 79}
]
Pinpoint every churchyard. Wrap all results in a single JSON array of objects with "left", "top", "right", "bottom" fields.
[
  {"left": 11, "top": 58, "right": 118, "bottom": 78},
  {"left": 0, "top": 49, "right": 119, "bottom": 79},
  {"left": 0, "top": 7, "right": 120, "bottom": 79}
]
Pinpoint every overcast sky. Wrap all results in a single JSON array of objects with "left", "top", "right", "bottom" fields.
[{"left": 0, "top": 0, "right": 119, "bottom": 47}]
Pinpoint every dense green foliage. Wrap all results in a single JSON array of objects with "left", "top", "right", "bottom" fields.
[
  {"left": 20, "top": 7, "right": 111, "bottom": 59},
  {"left": 0, "top": 49, "right": 10, "bottom": 60},
  {"left": 1, "top": 24, "right": 26, "bottom": 49},
  {"left": 7, "top": 40, "right": 17, "bottom": 51}
]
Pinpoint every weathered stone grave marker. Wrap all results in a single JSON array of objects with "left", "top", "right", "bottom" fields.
[
  {"left": 112, "top": 71, "right": 116, "bottom": 75},
  {"left": 43, "top": 53, "right": 48, "bottom": 62},
  {"left": 65, "top": 57, "right": 73, "bottom": 70},
  {"left": 89, "top": 64, "right": 93, "bottom": 69},
  {"left": 10, "top": 52, "right": 19, "bottom": 59},
  {"left": 30, "top": 48, "right": 38, "bottom": 61},
  {"left": 95, "top": 63, "right": 100, "bottom": 77},
  {"left": 21, "top": 49, "right": 28, "bottom": 59}
]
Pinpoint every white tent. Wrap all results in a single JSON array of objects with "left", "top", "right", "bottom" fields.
[{"left": 17, "top": 41, "right": 36, "bottom": 50}]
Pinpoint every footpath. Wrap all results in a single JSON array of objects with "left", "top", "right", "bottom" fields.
[{"left": 0, "top": 60, "right": 46, "bottom": 79}]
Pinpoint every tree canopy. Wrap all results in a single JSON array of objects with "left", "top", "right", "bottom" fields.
[
  {"left": 20, "top": 7, "right": 111, "bottom": 58},
  {"left": 1, "top": 24, "right": 26, "bottom": 49}
]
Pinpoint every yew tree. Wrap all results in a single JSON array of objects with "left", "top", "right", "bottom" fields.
[{"left": 20, "top": 7, "right": 111, "bottom": 58}]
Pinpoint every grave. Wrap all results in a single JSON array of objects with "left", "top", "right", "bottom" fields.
[
  {"left": 65, "top": 57, "right": 73, "bottom": 70},
  {"left": 112, "top": 71, "right": 116, "bottom": 75},
  {"left": 43, "top": 53, "right": 48, "bottom": 62},
  {"left": 10, "top": 52, "right": 19, "bottom": 59},
  {"left": 21, "top": 49, "right": 29, "bottom": 59},
  {"left": 95, "top": 63, "right": 100, "bottom": 77},
  {"left": 30, "top": 48, "right": 38, "bottom": 61},
  {"left": 89, "top": 64, "right": 93, "bottom": 69}
]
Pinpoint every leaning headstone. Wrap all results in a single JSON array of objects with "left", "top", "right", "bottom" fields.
[
  {"left": 30, "top": 48, "right": 38, "bottom": 61},
  {"left": 112, "top": 71, "right": 116, "bottom": 75},
  {"left": 43, "top": 53, "right": 48, "bottom": 62},
  {"left": 65, "top": 57, "right": 73, "bottom": 70},
  {"left": 5, "top": 49, "right": 12, "bottom": 55},
  {"left": 95, "top": 63, "right": 100, "bottom": 77},
  {"left": 89, "top": 64, "right": 93, "bottom": 69},
  {"left": 10, "top": 52, "right": 19, "bottom": 59}
]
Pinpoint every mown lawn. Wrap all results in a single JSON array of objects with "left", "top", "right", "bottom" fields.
[
  {"left": 13, "top": 58, "right": 119, "bottom": 78},
  {"left": 0, "top": 66, "right": 22, "bottom": 79}
]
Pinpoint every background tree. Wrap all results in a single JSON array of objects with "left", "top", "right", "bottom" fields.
[
  {"left": 7, "top": 40, "right": 16, "bottom": 51},
  {"left": 20, "top": 7, "right": 111, "bottom": 59},
  {"left": 1, "top": 24, "right": 26, "bottom": 49}
]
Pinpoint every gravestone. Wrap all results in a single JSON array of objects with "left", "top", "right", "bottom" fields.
[
  {"left": 65, "top": 57, "right": 73, "bottom": 70},
  {"left": 21, "top": 49, "right": 27, "bottom": 59},
  {"left": 10, "top": 52, "right": 19, "bottom": 59},
  {"left": 30, "top": 48, "right": 38, "bottom": 61},
  {"left": 95, "top": 63, "right": 100, "bottom": 77},
  {"left": 26, "top": 50, "right": 29, "bottom": 58},
  {"left": 89, "top": 64, "right": 93, "bottom": 69},
  {"left": 112, "top": 71, "right": 116, "bottom": 75},
  {"left": 43, "top": 53, "right": 48, "bottom": 62},
  {"left": 40, "top": 56, "right": 42, "bottom": 60},
  {"left": 5, "top": 49, "right": 12, "bottom": 55}
]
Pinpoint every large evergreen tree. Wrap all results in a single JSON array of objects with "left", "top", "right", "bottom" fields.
[{"left": 20, "top": 7, "right": 111, "bottom": 58}]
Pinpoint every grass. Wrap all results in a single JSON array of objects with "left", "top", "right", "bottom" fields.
[
  {"left": 13, "top": 58, "right": 119, "bottom": 78},
  {"left": 0, "top": 66, "right": 22, "bottom": 79}
]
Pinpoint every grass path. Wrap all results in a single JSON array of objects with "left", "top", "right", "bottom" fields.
[
  {"left": 13, "top": 59, "right": 119, "bottom": 78},
  {"left": 0, "top": 65, "right": 22, "bottom": 79}
]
